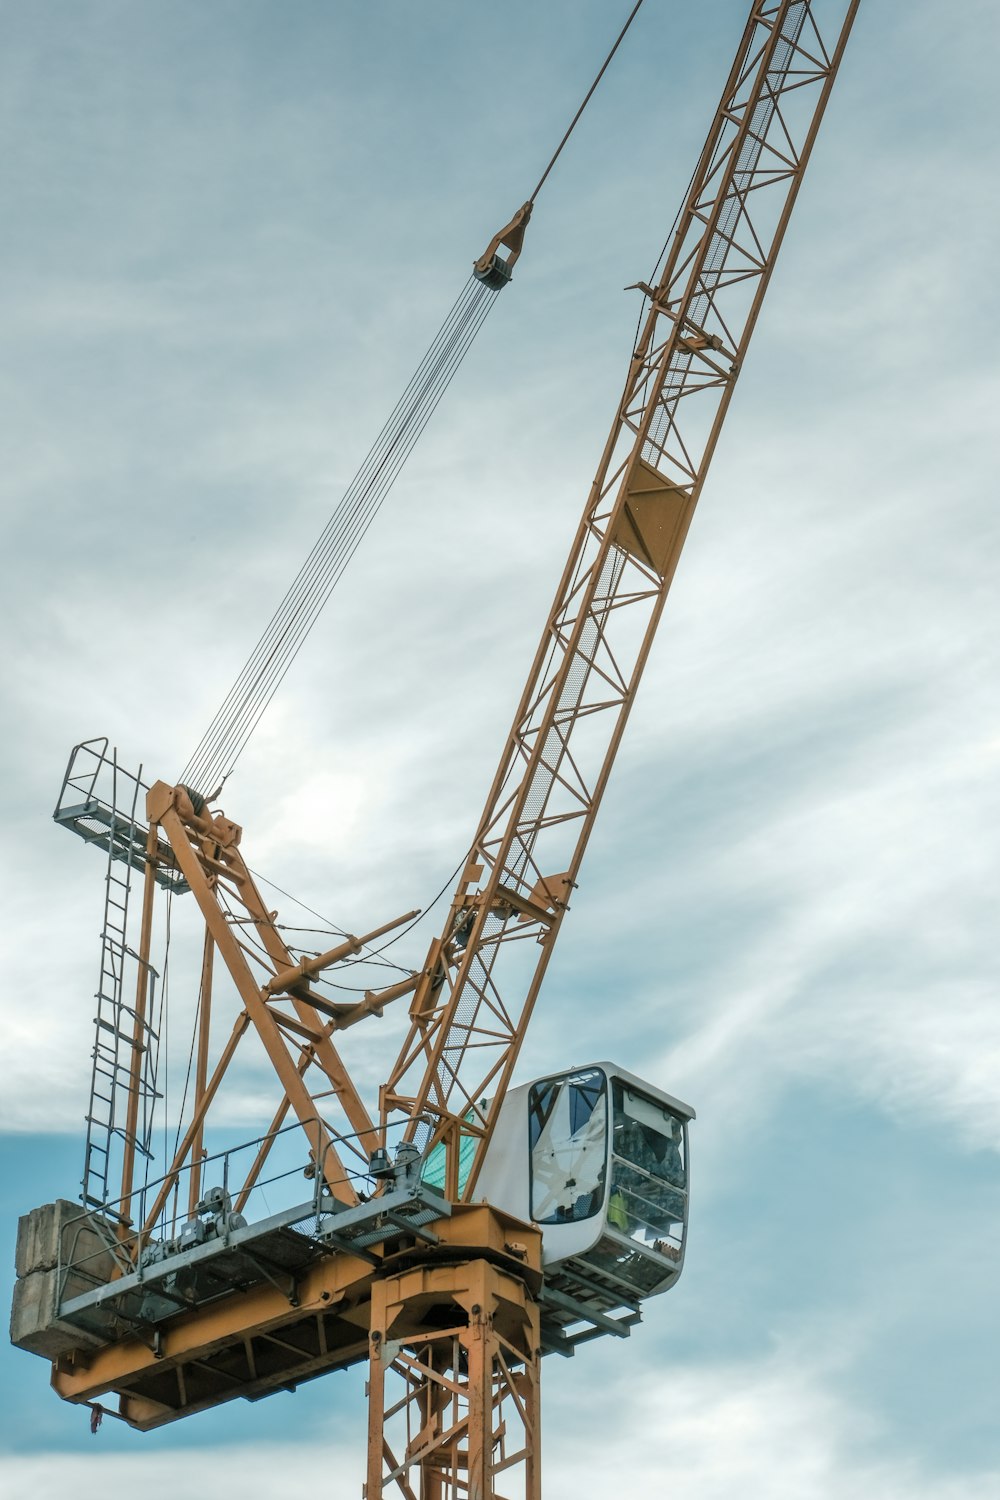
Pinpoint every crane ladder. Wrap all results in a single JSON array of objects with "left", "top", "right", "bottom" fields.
[{"left": 82, "top": 750, "right": 161, "bottom": 1216}]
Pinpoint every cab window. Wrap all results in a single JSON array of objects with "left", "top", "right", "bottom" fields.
[
  {"left": 607, "top": 1082, "right": 687, "bottom": 1255},
  {"left": 528, "top": 1069, "right": 607, "bottom": 1224}
]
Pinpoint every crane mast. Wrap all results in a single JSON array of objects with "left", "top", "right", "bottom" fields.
[
  {"left": 387, "top": 0, "right": 861, "bottom": 1203},
  {"left": 10, "top": 4, "right": 862, "bottom": 1496}
]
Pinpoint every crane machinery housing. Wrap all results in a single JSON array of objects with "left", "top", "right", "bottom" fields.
[{"left": 11, "top": 3, "right": 861, "bottom": 1495}]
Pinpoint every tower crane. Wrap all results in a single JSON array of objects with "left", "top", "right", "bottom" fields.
[{"left": 11, "top": 3, "right": 860, "bottom": 1495}]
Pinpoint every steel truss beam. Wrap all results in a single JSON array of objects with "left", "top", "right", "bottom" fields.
[
  {"left": 113, "top": 781, "right": 420, "bottom": 1231},
  {"left": 383, "top": 0, "right": 860, "bottom": 1199}
]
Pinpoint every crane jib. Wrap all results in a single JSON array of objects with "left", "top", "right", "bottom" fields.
[{"left": 386, "top": 0, "right": 863, "bottom": 1202}]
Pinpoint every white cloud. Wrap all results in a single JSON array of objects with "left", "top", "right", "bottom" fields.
[
  {"left": 547, "top": 1348, "right": 998, "bottom": 1500},
  {"left": 2, "top": 1348, "right": 994, "bottom": 1500}
]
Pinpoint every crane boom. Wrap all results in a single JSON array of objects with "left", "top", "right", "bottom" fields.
[{"left": 385, "top": 0, "right": 860, "bottom": 1198}]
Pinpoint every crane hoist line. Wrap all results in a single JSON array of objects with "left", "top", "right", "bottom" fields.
[
  {"left": 179, "top": 270, "right": 503, "bottom": 800},
  {"left": 14, "top": 4, "right": 862, "bottom": 1497},
  {"left": 180, "top": 0, "right": 649, "bottom": 803}
]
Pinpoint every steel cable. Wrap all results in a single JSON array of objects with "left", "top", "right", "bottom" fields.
[
  {"left": 213, "top": 284, "right": 497, "bottom": 779},
  {"left": 182, "top": 277, "right": 498, "bottom": 794},
  {"left": 184, "top": 277, "right": 485, "bottom": 789},
  {"left": 180, "top": 0, "right": 650, "bottom": 797}
]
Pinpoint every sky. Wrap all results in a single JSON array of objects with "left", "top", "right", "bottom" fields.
[{"left": 1, "top": 0, "right": 998, "bottom": 1494}]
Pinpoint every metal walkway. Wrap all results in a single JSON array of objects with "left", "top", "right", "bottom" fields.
[{"left": 53, "top": 737, "right": 188, "bottom": 894}]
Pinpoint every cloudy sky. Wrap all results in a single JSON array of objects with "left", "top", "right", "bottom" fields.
[{"left": 1, "top": 0, "right": 997, "bottom": 1494}]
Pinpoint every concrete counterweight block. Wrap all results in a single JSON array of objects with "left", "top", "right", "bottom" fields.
[{"left": 11, "top": 1200, "right": 121, "bottom": 1361}]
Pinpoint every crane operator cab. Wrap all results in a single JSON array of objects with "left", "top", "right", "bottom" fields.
[{"left": 474, "top": 1063, "right": 693, "bottom": 1335}]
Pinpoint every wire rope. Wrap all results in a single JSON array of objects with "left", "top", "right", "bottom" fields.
[
  {"left": 183, "top": 278, "right": 487, "bottom": 790},
  {"left": 181, "top": 278, "right": 496, "bottom": 796},
  {"left": 249, "top": 867, "right": 412, "bottom": 976},
  {"left": 180, "top": 0, "right": 649, "bottom": 798},
  {"left": 528, "top": 0, "right": 646, "bottom": 202}
]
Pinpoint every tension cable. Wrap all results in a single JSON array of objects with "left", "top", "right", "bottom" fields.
[{"left": 180, "top": 0, "right": 648, "bottom": 798}]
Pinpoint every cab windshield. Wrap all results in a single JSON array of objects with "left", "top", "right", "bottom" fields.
[{"left": 528, "top": 1069, "right": 607, "bottom": 1225}]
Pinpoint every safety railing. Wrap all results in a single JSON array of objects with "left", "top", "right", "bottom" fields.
[
  {"left": 55, "top": 1116, "right": 447, "bottom": 1331},
  {"left": 53, "top": 737, "right": 188, "bottom": 893}
]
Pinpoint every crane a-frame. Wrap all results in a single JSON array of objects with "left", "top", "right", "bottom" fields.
[{"left": 12, "top": 3, "right": 860, "bottom": 1494}]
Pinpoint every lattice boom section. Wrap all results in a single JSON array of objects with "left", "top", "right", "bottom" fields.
[{"left": 384, "top": 0, "right": 860, "bottom": 1188}]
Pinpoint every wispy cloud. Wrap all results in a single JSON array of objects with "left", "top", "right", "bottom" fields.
[{"left": 2, "top": 1347, "right": 994, "bottom": 1500}]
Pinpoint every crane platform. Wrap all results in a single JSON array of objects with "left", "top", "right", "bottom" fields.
[
  {"left": 14, "top": 1173, "right": 651, "bottom": 1429},
  {"left": 53, "top": 738, "right": 189, "bottom": 894},
  {"left": 13, "top": 1188, "right": 546, "bottom": 1429}
]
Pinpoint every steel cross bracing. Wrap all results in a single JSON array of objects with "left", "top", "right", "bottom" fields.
[
  {"left": 366, "top": 1249, "right": 541, "bottom": 1500},
  {"left": 383, "top": 0, "right": 860, "bottom": 1199}
]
